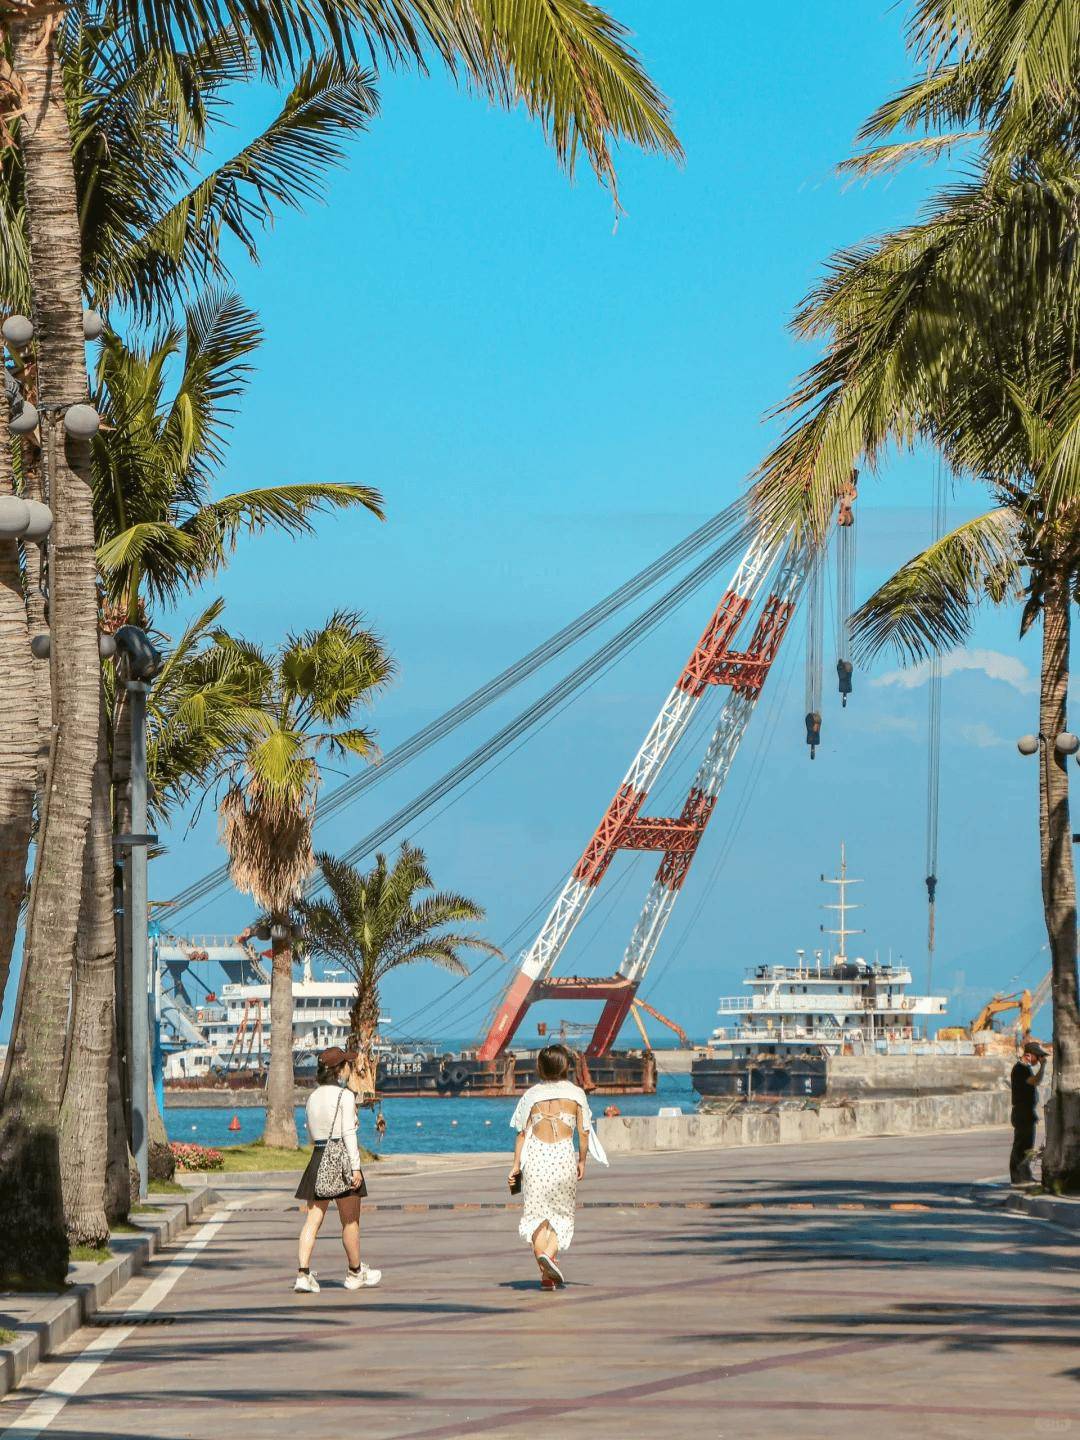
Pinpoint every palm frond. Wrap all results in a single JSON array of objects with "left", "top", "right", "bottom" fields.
[
  {"left": 143, "top": 57, "right": 379, "bottom": 266},
  {"left": 850, "top": 506, "right": 1025, "bottom": 664},
  {"left": 839, "top": 133, "right": 983, "bottom": 179}
]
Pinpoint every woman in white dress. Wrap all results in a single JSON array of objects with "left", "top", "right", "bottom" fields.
[{"left": 508, "top": 1045, "right": 608, "bottom": 1289}]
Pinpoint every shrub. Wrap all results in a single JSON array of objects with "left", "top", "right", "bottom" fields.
[{"left": 170, "top": 1141, "right": 225, "bottom": 1172}]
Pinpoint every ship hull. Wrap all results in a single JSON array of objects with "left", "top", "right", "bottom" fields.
[
  {"left": 377, "top": 1050, "right": 657, "bottom": 1097},
  {"left": 164, "top": 1049, "right": 657, "bottom": 1099},
  {"left": 692, "top": 1054, "right": 827, "bottom": 1101}
]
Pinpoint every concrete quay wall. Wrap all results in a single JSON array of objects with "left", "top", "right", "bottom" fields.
[
  {"left": 825, "top": 1053, "right": 1012, "bottom": 1097},
  {"left": 596, "top": 1088, "right": 1010, "bottom": 1155}
]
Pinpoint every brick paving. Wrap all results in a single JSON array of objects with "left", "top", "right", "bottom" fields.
[{"left": 2, "top": 1128, "right": 1079, "bottom": 1440}]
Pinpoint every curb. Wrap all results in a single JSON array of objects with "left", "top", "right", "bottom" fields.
[
  {"left": 1001, "top": 1191, "right": 1080, "bottom": 1231},
  {"left": 0, "top": 1187, "right": 218, "bottom": 1398}
]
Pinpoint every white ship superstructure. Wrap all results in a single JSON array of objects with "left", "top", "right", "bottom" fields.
[
  {"left": 708, "top": 847, "right": 948, "bottom": 1058},
  {"left": 157, "top": 933, "right": 373, "bottom": 1081}
]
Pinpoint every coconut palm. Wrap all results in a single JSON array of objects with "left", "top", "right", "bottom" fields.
[
  {"left": 0, "top": 27, "right": 380, "bottom": 1005},
  {"left": 300, "top": 845, "right": 500, "bottom": 1093},
  {"left": 217, "top": 612, "right": 392, "bottom": 1147},
  {"left": 1, "top": 0, "right": 678, "bottom": 1287},
  {"left": 752, "top": 1, "right": 1080, "bottom": 1186},
  {"left": 0, "top": 21, "right": 382, "bottom": 1280},
  {"left": 142, "top": 601, "right": 274, "bottom": 819},
  {"left": 0, "top": 21, "right": 383, "bottom": 323},
  {"left": 842, "top": 0, "right": 1079, "bottom": 181}
]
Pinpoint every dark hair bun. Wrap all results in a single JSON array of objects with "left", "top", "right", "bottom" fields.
[{"left": 536, "top": 1044, "right": 571, "bottom": 1082}]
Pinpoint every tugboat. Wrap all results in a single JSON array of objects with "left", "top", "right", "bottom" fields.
[{"left": 692, "top": 846, "right": 949, "bottom": 1101}]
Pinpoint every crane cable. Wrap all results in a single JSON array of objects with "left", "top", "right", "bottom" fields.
[
  {"left": 926, "top": 457, "right": 946, "bottom": 991},
  {"left": 163, "top": 499, "right": 752, "bottom": 921},
  {"left": 835, "top": 478, "right": 857, "bottom": 706},
  {"left": 804, "top": 549, "right": 824, "bottom": 757}
]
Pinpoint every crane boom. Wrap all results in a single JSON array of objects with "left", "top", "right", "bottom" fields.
[{"left": 479, "top": 526, "right": 808, "bottom": 1061}]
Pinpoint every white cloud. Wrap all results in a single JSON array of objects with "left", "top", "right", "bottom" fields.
[
  {"left": 872, "top": 647, "right": 1037, "bottom": 696},
  {"left": 954, "top": 721, "right": 1007, "bottom": 749}
]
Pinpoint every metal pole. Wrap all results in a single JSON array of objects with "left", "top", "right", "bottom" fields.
[{"left": 128, "top": 678, "right": 150, "bottom": 1199}]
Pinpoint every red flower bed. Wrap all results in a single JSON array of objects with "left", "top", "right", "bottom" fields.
[{"left": 170, "top": 1141, "right": 225, "bottom": 1172}]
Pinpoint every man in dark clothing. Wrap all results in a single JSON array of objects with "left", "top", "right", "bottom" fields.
[{"left": 1010, "top": 1040, "right": 1047, "bottom": 1185}]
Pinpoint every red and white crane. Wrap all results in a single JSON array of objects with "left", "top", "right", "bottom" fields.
[{"left": 479, "top": 525, "right": 809, "bottom": 1061}]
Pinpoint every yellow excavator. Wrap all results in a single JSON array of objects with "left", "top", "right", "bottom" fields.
[{"left": 939, "top": 970, "right": 1051, "bottom": 1041}]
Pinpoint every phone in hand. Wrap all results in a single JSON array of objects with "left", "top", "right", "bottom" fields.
[{"left": 508, "top": 1171, "right": 521, "bottom": 1195}]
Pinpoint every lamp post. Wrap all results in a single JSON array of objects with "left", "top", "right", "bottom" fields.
[{"left": 113, "top": 626, "right": 163, "bottom": 1198}]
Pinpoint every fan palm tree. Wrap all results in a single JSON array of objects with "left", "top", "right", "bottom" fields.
[
  {"left": 217, "top": 612, "right": 392, "bottom": 1147},
  {"left": 300, "top": 845, "right": 500, "bottom": 1093},
  {"left": 2, "top": 0, "right": 678, "bottom": 1286}
]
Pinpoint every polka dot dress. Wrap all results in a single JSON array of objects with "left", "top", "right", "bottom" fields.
[{"left": 519, "top": 1132, "right": 579, "bottom": 1251}]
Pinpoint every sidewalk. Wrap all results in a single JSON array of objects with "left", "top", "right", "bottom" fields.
[
  {"left": 0, "top": 1188, "right": 216, "bottom": 1396},
  {"left": 3, "top": 1128, "right": 1080, "bottom": 1440}
]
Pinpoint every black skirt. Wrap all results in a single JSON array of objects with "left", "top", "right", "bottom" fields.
[{"left": 295, "top": 1142, "right": 368, "bottom": 1203}]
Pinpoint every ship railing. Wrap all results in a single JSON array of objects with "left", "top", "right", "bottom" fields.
[
  {"left": 722, "top": 996, "right": 941, "bottom": 1015},
  {"left": 744, "top": 965, "right": 915, "bottom": 982},
  {"left": 156, "top": 933, "right": 251, "bottom": 952}
]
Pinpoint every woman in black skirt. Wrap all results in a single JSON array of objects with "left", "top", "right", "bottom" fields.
[{"left": 294, "top": 1046, "right": 381, "bottom": 1293}]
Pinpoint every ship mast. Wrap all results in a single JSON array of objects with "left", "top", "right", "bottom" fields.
[{"left": 822, "top": 842, "right": 864, "bottom": 961}]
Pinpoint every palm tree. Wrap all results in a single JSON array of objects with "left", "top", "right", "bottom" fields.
[
  {"left": 0, "top": 22, "right": 383, "bottom": 323},
  {"left": 752, "top": 11, "right": 1080, "bottom": 1187},
  {"left": 0, "top": 28, "right": 380, "bottom": 1009},
  {"left": 0, "top": 20, "right": 383, "bottom": 1280},
  {"left": 0, "top": 387, "right": 37, "bottom": 1016},
  {"left": 218, "top": 612, "right": 392, "bottom": 1146},
  {"left": 2, "top": 0, "right": 678, "bottom": 1286},
  {"left": 301, "top": 845, "right": 500, "bottom": 1093}
]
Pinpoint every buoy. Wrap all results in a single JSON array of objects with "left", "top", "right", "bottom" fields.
[
  {"left": 484, "top": 1119, "right": 492, "bottom": 1126},
  {"left": 190, "top": 1124, "right": 197, "bottom": 1131},
  {"left": 416, "top": 1121, "right": 422, "bottom": 1127},
  {"left": 451, "top": 1119, "right": 458, "bottom": 1126},
  {"left": 228, "top": 1114, "right": 241, "bottom": 1132}
]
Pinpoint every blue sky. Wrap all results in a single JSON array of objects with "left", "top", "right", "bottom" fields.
[{"left": 4, "top": 4, "right": 1055, "bottom": 1045}]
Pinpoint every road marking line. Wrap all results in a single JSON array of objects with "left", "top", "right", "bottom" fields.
[{"left": 0, "top": 1198, "right": 245, "bottom": 1439}]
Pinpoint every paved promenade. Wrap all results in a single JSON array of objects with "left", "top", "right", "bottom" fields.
[{"left": 3, "top": 1128, "right": 1079, "bottom": 1439}]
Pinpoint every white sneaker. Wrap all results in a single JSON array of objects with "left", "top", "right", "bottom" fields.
[
  {"left": 294, "top": 1271, "right": 320, "bottom": 1293},
  {"left": 344, "top": 1263, "right": 381, "bottom": 1290}
]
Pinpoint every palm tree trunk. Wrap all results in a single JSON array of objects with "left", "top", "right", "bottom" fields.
[
  {"left": 111, "top": 686, "right": 133, "bottom": 1154},
  {"left": 264, "top": 922, "right": 297, "bottom": 1148},
  {"left": 353, "top": 983, "right": 379, "bottom": 1101},
  {"left": 60, "top": 691, "right": 115, "bottom": 1247},
  {"left": 0, "top": 386, "right": 37, "bottom": 1013},
  {"left": 0, "top": 16, "right": 103, "bottom": 1287},
  {"left": 20, "top": 435, "right": 53, "bottom": 799},
  {"left": 105, "top": 1023, "right": 134, "bottom": 1222},
  {"left": 1037, "top": 567, "right": 1080, "bottom": 1190}
]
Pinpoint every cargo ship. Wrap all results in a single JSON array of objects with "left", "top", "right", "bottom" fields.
[{"left": 692, "top": 847, "right": 950, "bottom": 1102}]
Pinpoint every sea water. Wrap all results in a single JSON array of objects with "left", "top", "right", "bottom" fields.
[{"left": 165, "top": 1071, "right": 696, "bottom": 1155}]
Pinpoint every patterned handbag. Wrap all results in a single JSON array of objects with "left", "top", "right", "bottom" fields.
[{"left": 314, "top": 1088, "right": 355, "bottom": 1199}]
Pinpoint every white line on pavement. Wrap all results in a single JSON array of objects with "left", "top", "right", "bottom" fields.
[{"left": 0, "top": 1197, "right": 246, "bottom": 1440}]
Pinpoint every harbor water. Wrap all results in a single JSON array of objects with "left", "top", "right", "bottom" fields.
[{"left": 166, "top": 1071, "right": 697, "bottom": 1154}]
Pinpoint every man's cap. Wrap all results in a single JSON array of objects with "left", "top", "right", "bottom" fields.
[
  {"left": 318, "top": 1045, "right": 358, "bottom": 1068},
  {"left": 1023, "top": 1039, "right": 1048, "bottom": 1058}
]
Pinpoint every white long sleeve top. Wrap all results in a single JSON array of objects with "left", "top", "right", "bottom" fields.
[
  {"left": 509, "top": 1080, "right": 609, "bottom": 1166},
  {"left": 305, "top": 1084, "right": 362, "bottom": 1170}
]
